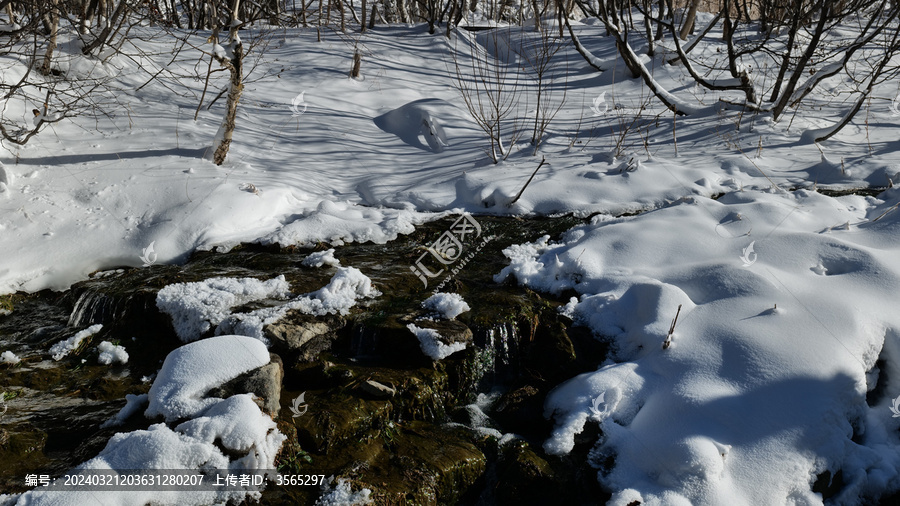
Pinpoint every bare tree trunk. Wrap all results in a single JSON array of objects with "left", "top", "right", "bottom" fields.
[
  {"left": 361, "top": 0, "right": 367, "bottom": 31},
  {"left": 679, "top": 0, "right": 701, "bottom": 39},
  {"left": 210, "top": 0, "right": 243, "bottom": 166},
  {"left": 42, "top": 0, "right": 59, "bottom": 76},
  {"left": 82, "top": 0, "right": 128, "bottom": 55}
]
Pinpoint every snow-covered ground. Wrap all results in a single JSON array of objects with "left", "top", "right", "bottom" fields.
[{"left": 2, "top": 10, "right": 900, "bottom": 506}]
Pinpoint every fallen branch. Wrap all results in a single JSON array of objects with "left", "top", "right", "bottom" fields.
[{"left": 509, "top": 157, "right": 546, "bottom": 207}]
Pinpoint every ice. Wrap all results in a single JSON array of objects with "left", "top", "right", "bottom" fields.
[
  {"left": 422, "top": 292, "right": 470, "bottom": 319},
  {"left": 156, "top": 276, "right": 290, "bottom": 343},
  {"left": 0, "top": 350, "right": 20, "bottom": 364},
  {"left": 49, "top": 324, "right": 103, "bottom": 361},
  {"left": 96, "top": 341, "right": 129, "bottom": 365},
  {"left": 407, "top": 323, "right": 467, "bottom": 360},
  {"left": 301, "top": 248, "right": 341, "bottom": 268},
  {"left": 100, "top": 393, "right": 149, "bottom": 428},
  {"left": 315, "top": 478, "right": 373, "bottom": 505}
]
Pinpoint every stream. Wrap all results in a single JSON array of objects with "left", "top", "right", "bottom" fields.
[{"left": 0, "top": 214, "right": 612, "bottom": 504}]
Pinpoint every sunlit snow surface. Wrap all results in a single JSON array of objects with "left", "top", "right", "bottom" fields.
[{"left": 1, "top": 12, "right": 900, "bottom": 506}]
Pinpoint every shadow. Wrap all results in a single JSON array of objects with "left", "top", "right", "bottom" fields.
[{"left": 8, "top": 147, "right": 208, "bottom": 166}]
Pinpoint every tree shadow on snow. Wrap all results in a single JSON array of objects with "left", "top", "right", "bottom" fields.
[{"left": 8, "top": 147, "right": 208, "bottom": 166}]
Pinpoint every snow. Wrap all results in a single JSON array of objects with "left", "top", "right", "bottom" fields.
[
  {"left": 156, "top": 275, "right": 290, "bottom": 342},
  {"left": 97, "top": 340, "right": 129, "bottom": 365},
  {"left": 422, "top": 292, "right": 470, "bottom": 319},
  {"left": 145, "top": 335, "right": 271, "bottom": 422},
  {"left": 49, "top": 324, "right": 103, "bottom": 361},
  {"left": 301, "top": 248, "right": 341, "bottom": 268},
  {"left": 0, "top": 350, "right": 20, "bottom": 364},
  {"left": 499, "top": 188, "right": 900, "bottom": 505},
  {"left": 407, "top": 323, "right": 467, "bottom": 360},
  {"left": 2, "top": 12, "right": 900, "bottom": 505},
  {"left": 11, "top": 335, "right": 284, "bottom": 505},
  {"left": 213, "top": 267, "right": 380, "bottom": 340},
  {"left": 315, "top": 478, "right": 373, "bottom": 505}
]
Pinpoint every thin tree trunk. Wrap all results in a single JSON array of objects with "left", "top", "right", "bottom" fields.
[
  {"left": 211, "top": 0, "right": 243, "bottom": 166},
  {"left": 679, "top": 0, "right": 700, "bottom": 39},
  {"left": 42, "top": 0, "right": 59, "bottom": 76}
]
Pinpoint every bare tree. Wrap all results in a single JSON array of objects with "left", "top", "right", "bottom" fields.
[
  {"left": 450, "top": 28, "right": 524, "bottom": 163},
  {"left": 208, "top": 0, "right": 244, "bottom": 165}
]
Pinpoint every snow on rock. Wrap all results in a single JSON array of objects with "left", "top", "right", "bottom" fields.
[
  {"left": 422, "top": 292, "right": 470, "bottom": 319},
  {"left": 301, "top": 248, "right": 341, "bottom": 268},
  {"left": 215, "top": 267, "right": 380, "bottom": 340},
  {"left": 176, "top": 394, "right": 278, "bottom": 456},
  {"left": 315, "top": 478, "right": 373, "bottom": 505},
  {"left": 145, "top": 335, "right": 271, "bottom": 422},
  {"left": 14, "top": 335, "right": 285, "bottom": 505},
  {"left": 500, "top": 190, "right": 900, "bottom": 505},
  {"left": 156, "top": 275, "right": 290, "bottom": 343},
  {"left": 49, "top": 324, "right": 103, "bottom": 361},
  {"left": 292, "top": 267, "right": 380, "bottom": 315},
  {"left": 97, "top": 341, "right": 129, "bottom": 365},
  {"left": 407, "top": 323, "right": 467, "bottom": 360},
  {"left": 1, "top": 350, "right": 20, "bottom": 364}
]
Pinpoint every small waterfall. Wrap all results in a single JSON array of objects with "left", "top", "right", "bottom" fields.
[{"left": 66, "top": 289, "right": 127, "bottom": 327}]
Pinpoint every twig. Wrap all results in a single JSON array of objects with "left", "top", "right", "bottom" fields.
[
  {"left": 872, "top": 201, "right": 900, "bottom": 223},
  {"left": 663, "top": 304, "right": 682, "bottom": 349},
  {"left": 508, "top": 157, "right": 546, "bottom": 207}
]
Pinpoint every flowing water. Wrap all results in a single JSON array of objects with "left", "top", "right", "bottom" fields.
[{"left": 0, "top": 214, "right": 612, "bottom": 503}]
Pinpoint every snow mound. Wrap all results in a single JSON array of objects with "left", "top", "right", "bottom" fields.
[
  {"left": 407, "top": 323, "right": 467, "bottom": 360},
  {"left": 145, "top": 335, "right": 271, "bottom": 422},
  {"left": 499, "top": 190, "right": 900, "bottom": 505},
  {"left": 49, "top": 324, "right": 103, "bottom": 361},
  {"left": 301, "top": 248, "right": 341, "bottom": 268},
  {"left": 422, "top": 292, "right": 470, "bottom": 319},
  {"left": 156, "top": 275, "right": 290, "bottom": 342},
  {"left": 373, "top": 99, "right": 452, "bottom": 153},
  {"left": 97, "top": 341, "right": 129, "bottom": 365}
]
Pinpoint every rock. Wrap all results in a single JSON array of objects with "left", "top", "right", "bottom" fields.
[
  {"left": 359, "top": 379, "right": 396, "bottom": 398},
  {"left": 210, "top": 353, "right": 283, "bottom": 417},
  {"left": 264, "top": 313, "right": 345, "bottom": 361}
]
